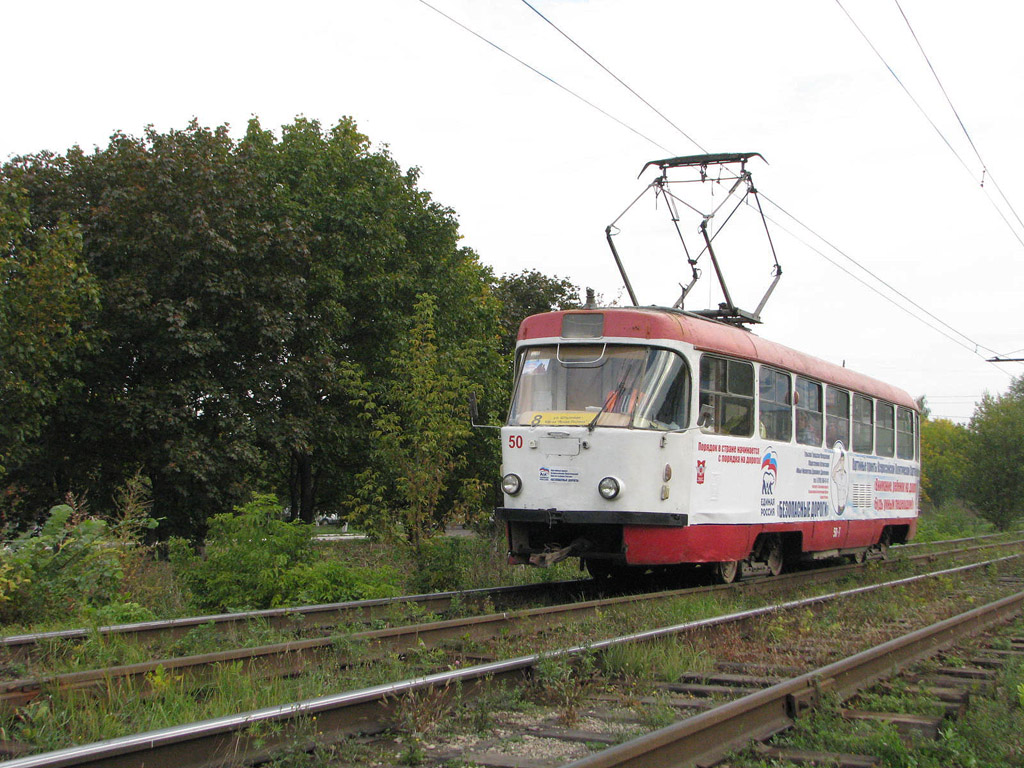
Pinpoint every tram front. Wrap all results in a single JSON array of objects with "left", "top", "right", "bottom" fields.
[{"left": 496, "top": 311, "right": 694, "bottom": 576}]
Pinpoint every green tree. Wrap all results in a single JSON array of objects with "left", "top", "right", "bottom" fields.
[
  {"left": 7, "top": 123, "right": 303, "bottom": 535},
  {"left": 919, "top": 416, "right": 969, "bottom": 508},
  {"left": 240, "top": 117, "right": 504, "bottom": 524},
  {"left": 4, "top": 118, "right": 506, "bottom": 535},
  {"left": 0, "top": 175, "right": 98, "bottom": 493},
  {"left": 352, "top": 295, "right": 482, "bottom": 547},
  {"left": 964, "top": 375, "right": 1024, "bottom": 530}
]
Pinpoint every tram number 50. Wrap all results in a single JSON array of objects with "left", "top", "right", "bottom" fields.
[{"left": 508, "top": 435, "right": 524, "bottom": 449}]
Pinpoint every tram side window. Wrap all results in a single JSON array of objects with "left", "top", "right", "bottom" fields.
[
  {"left": 853, "top": 395, "right": 874, "bottom": 454},
  {"left": 876, "top": 402, "right": 895, "bottom": 457},
  {"left": 825, "top": 387, "right": 851, "bottom": 448},
  {"left": 758, "top": 367, "right": 792, "bottom": 442},
  {"left": 700, "top": 355, "right": 754, "bottom": 437},
  {"left": 795, "top": 377, "right": 823, "bottom": 446},
  {"left": 897, "top": 406, "right": 916, "bottom": 460}
]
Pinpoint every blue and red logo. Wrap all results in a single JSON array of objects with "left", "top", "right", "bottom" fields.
[{"left": 761, "top": 448, "right": 778, "bottom": 495}]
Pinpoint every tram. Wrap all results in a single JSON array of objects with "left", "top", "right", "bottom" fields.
[{"left": 495, "top": 306, "right": 921, "bottom": 581}]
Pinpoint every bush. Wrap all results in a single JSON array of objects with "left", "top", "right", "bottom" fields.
[
  {"left": 411, "top": 537, "right": 483, "bottom": 593},
  {"left": 0, "top": 500, "right": 157, "bottom": 624},
  {"left": 914, "top": 500, "right": 994, "bottom": 543},
  {"left": 171, "top": 494, "right": 400, "bottom": 611}
]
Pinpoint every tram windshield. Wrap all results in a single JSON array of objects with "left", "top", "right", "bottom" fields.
[{"left": 508, "top": 344, "right": 690, "bottom": 430}]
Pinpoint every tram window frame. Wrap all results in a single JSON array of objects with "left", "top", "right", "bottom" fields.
[
  {"left": 825, "top": 387, "right": 851, "bottom": 448},
  {"left": 630, "top": 348, "right": 691, "bottom": 431},
  {"left": 876, "top": 402, "right": 895, "bottom": 458},
  {"left": 897, "top": 406, "right": 916, "bottom": 460},
  {"left": 852, "top": 394, "right": 874, "bottom": 454},
  {"left": 795, "top": 376, "right": 823, "bottom": 447},
  {"left": 699, "top": 355, "right": 755, "bottom": 437},
  {"left": 758, "top": 366, "right": 792, "bottom": 442}
]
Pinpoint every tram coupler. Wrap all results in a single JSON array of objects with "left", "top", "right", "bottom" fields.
[{"left": 529, "top": 537, "right": 592, "bottom": 568}]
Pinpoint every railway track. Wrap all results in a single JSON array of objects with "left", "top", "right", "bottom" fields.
[
  {"left": 3, "top": 535, "right": 1022, "bottom": 713},
  {"left": 3, "top": 531, "right": 1017, "bottom": 666},
  {"left": 3, "top": 534, "right": 1022, "bottom": 716},
  {"left": 2, "top": 548, "right": 1022, "bottom": 767}
]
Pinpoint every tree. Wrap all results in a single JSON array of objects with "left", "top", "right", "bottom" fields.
[
  {"left": 963, "top": 375, "right": 1024, "bottom": 530},
  {"left": 239, "top": 117, "right": 504, "bottom": 524},
  {"left": 7, "top": 123, "right": 305, "bottom": 535},
  {"left": 352, "top": 295, "right": 482, "bottom": 547},
  {"left": 919, "top": 416, "right": 969, "bottom": 508},
  {"left": 4, "top": 118, "right": 506, "bottom": 535},
  {"left": 0, "top": 175, "right": 98, "bottom": 501}
]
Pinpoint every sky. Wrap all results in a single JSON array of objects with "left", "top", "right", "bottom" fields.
[{"left": 3, "top": 0, "right": 1023, "bottom": 422}]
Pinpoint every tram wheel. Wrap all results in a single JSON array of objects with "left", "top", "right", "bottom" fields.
[
  {"left": 851, "top": 549, "right": 867, "bottom": 565},
  {"left": 764, "top": 536, "right": 784, "bottom": 577},
  {"left": 875, "top": 529, "right": 892, "bottom": 561},
  {"left": 713, "top": 560, "right": 740, "bottom": 584}
]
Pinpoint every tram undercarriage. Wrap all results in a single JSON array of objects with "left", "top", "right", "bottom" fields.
[{"left": 500, "top": 514, "right": 910, "bottom": 584}]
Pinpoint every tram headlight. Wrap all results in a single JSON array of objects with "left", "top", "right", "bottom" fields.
[
  {"left": 502, "top": 473, "right": 523, "bottom": 496},
  {"left": 598, "top": 476, "right": 621, "bottom": 500}
]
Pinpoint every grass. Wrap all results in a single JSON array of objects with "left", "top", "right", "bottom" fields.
[
  {"left": 914, "top": 500, "right": 996, "bottom": 543},
  {"left": 5, "top": 527, "right": 1023, "bottom": 757}
]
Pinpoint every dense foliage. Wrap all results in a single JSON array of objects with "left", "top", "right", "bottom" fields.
[
  {"left": 0, "top": 118, "right": 572, "bottom": 539},
  {"left": 0, "top": 481, "right": 159, "bottom": 625},
  {"left": 963, "top": 375, "right": 1024, "bottom": 530},
  {"left": 919, "top": 374, "right": 1024, "bottom": 531},
  {"left": 919, "top": 417, "right": 969, "bottom": 507},
  {"left": 169, "top": 495, "right": 398, "bottom": 611}
]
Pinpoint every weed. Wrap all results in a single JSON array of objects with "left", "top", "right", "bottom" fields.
[
  {"left": 399, "top": 741, "right": 427, "bottom": 766},
  {"left": 534, "top": 652, "right": 597, "bottom": 726},
  {"left": 635, "top": 698, "right": 678, "bottom": 729},
  {"left": 389, "top": 680, "right": 460, "bottom": 738},
  {"left": 601, "top": 639, "right": 711, "bottom": 683}
]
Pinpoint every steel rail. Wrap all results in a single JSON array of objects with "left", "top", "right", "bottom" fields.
[
  {"left": 563, "top": 592, "right": 1024, "bottom": 767},
  {"left": 3, "top": 555, "right": 1020, "bottom": 768},
  {"left": 4, "top": 538, "right": 1022, "bottom": 709},
  {"left": 3, "top": 530, "right": 1016, "bottom": 661},
  {"left": 0, "top": 579, "right": 591, "bottom": 661}
]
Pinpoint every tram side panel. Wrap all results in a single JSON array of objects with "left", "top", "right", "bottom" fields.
[{"left": 676, "top": 434, "right": 918, "bottom": 562}]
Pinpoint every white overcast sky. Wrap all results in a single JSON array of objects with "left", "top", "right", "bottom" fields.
[{"left": 3, "top": 0, "right": 1023, "bottom": 422}]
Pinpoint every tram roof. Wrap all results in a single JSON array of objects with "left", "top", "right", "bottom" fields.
[{"left": 517, "top": 307, "right": 918, "bottom": 411}]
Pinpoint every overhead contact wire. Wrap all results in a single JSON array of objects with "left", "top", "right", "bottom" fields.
[
  {"left": 414, "top": 0, "right": 673, "bottom": 154},
  {"left": 518, "top": 0, "right": 708, "bottom": 153},
  {"left": 761, "top": 208, "right": 1008, "bottom": 370},
  {"left": 836, "top": 0, "right": 1024, "bottom": 250},
  {"left": 893, "top": 0, "right": 1024, "bottom": 242},
  {"left": 420, "top": 0, "right": 1012, "bottom": 372},
  {"left": 761, "top": 194, "right": 1002, "bottom": 360}
]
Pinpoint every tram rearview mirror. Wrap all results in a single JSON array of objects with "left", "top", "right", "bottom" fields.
[{"left": 697, "top": 403, "right": 715, "bottom": 432}]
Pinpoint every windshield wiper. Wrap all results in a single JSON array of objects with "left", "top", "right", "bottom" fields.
[{"left": 588, "top": 366, "right": 640, "bottom": 432}]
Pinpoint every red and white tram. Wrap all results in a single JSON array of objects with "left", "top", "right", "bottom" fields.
[{"left": 496, "top": 306, "right": 920, "bottom": 582}]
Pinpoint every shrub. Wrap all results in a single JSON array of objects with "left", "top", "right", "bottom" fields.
[
  {"left": 914, "top": 500, "right": 994, "bottom": 543},
  {"left": 411, "top": 537, "right": 484, "bottom": 593},
  {"left": 0, "top": 500, "right": 157, "bottom": 624},
  {"left": 171, "top": 494, "right": 400, "bottom": 611}
]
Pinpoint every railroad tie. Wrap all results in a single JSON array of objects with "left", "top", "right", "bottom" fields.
[
  {"left": 839, "top": 708, "right": 945, "bottom": 741},
  {"left": 752, "top": 741, "right": 880, "bottom": 767}
]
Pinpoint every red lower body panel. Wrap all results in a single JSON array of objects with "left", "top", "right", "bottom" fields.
[{"left": 623, "top": 518, "right": 916, "bottom": 565}]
